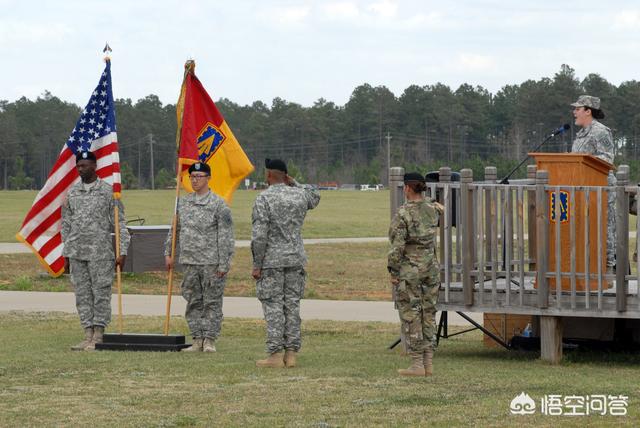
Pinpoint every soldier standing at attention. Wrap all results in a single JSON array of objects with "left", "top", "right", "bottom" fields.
[
  {"left": 251, "top": 159, "right": 320, "bottom": 368},
  {"left": 165, "top": 162, "right": 234, "bottom": 353},
  {"left": 571, "top": 95, "right": 616, "bottom": 271},
  {"left": 61, "top": 151, "right": 130, "bottom": 351},
  {"left": 388, "top": 172, "right": 442, "bottom": 376}
]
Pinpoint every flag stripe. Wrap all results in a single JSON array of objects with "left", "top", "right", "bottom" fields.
[
  {"left": 29, "top": 146, "right": 73, "bottom": 206},
  {"left": 44, "top": 244, "right": 64, "bottom": 267},
  {"left": 25, "top": 208, "right": 61, "bottom": 245},
  {"left": 19, "top": 188, "right": 70, "bottom": 241},
  {"left": 39, "top": 233, "right": 62, "bottom": 260},
  {"left": 20, "top": 157, "right": 80, "bottom": 229},
  {"left": 49, "top": 257, "right": 65, "bottom": 275}
]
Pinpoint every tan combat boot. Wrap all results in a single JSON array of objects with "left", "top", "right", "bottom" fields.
[
  {"left": 202, "top": 337, "right": 216, "bottom": 353},
  {"left": 398, "top": 351, "right": 426, "bottom": 377},
  {"left": 284, "top": 350, "right": 297, "bottom": 368},
  {"left": 70, "top": 327, "right": 94, "bottom": 351},
  {"left": 182, "top": 338, "right": 204, "bottom": 352},
  {"left": 256, "top": 351, "right": 285, "bottom": 368},
  {"left": 85, "top": 326, "right": 104, "bottom": 351},
  {"left": 424, "top": 349, "right": 433, "bottom": 376}
]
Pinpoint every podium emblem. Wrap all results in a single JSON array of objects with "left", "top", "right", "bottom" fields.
[{"left": 550, "top": 190, "right": 569, "bottom": 223}]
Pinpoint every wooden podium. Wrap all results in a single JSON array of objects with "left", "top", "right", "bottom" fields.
[{"left": 530, "top": 153, "right": 614, "bottom": 291}]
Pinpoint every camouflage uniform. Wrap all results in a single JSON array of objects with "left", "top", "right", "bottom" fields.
[
  {"left": 572, "top": 119, "right": 616, "bottom": 267},
  {"left": 388, "top": 200, "right": 440, "bottom": 352},
  {"left": 164, "top": 190, "right": 234, "bottom": 340},
  {"left": 252, "top": 180, "right": 320, "bottom": 354},
  {"left": 61, "top": 178, "right": 130, "bottom": 329}
]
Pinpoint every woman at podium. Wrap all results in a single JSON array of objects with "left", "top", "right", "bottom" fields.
[{"left": 571, "top": 95, "right": 616, "bottom": 271}]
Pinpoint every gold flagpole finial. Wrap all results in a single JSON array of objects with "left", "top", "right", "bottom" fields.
[
  {"left": 185, "top": 59, "right": 195, "bottom": 73},
  {"left": 103, "top": 42, "right": 112, "bottom": 61}
]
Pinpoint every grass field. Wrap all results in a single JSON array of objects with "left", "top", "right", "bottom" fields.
[
  {"left": 1, "top": 189, "right": 390, "bottom": 242},
  {"left": 1, "top": 312, "right": 638, "bottom": 427},
  {"left": 0, "top": 243, "right": 391, "bottom": 301}
]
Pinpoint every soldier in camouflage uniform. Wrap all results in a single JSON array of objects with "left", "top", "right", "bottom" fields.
[
  {"left": 388, "top": 172, "right": 442, "bottom": 376},
  {"left": 164, "top": 162, "right": 234, "bottom": 353},
  {"left": 571, "top": 95, "right": 616, "bottom": 269},
  {"left": 61, "top": 151, "right": 130, "bottom": 351},
  {"left": 252, "top": 158, "right": 320, "bottom": 368}
]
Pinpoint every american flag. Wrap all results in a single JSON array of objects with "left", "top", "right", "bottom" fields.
[{"left": 16, "top": 60, "right": 121, "bottom": 277}]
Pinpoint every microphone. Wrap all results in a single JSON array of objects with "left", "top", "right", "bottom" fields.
[
  {"left": 550, "top": 123, "right": 571, "bottom": 137},
  {"left": 499, "top": 124, "right": 571, "bottom": 184}
]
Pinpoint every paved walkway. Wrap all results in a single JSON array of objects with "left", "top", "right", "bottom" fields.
[
  {"left": 1, "top": 237, "right": 388, "bottom": 254},
  {"left": 2, "top": 237, "right": 480, "bottom": 326},
  {"left": 0, "top": 243, "right": 31, "bottom": 254},
  {"left": 6, "top": 231, "right": 639, "bottom": 254},
  {"left": 0, "top": 290, "right": 482, "bottom": 326}
]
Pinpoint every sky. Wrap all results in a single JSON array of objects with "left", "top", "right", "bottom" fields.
[{"left": 2, "top": 0, "right": 640, "bottom": 108}]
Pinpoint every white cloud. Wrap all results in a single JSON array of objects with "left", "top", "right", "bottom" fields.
[
  {"left": 368, "top": 0, "right": 398, "bottom": 18},
  {"left": 612, "top": 10, "right": 640, "bottom": 30},
  {"left": 0, "top": 21, "right": 73, "bottom": 46},
  {"left": 322, "top": 2, "right": 360, "bottom": 20},
  {"left": 275, "top": 5, "right": 311, "bottom": 26},
  {"left": 456, "top": 53, "right": 495, "bottom": 71},
  {"left": 402, "top": 12, "right": 446, "bottom": 29}
]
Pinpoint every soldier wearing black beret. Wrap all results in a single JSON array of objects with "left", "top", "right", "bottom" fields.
[
  {"left": 62, "top": 151, "right": 130, "bottom": 351},
  {"left": 251, "top": 158, "right": 320, "bottom": 368}
]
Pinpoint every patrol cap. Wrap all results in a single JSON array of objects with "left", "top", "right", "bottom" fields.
[
  {"left": 571, "top": 95, "right": 601, "bottom": 110},
  {"left": 265, "top": 158, "right": 287, "bottom": 174},
  {"left": 188, "top": 162, "right": 211, "bottom": 175},
  {"left": 403, "top": 172, "right": 425, "bottom": 183},
  {"left": 76, "top": 151, "right": 97, "bottom": 163},
  {"left": 571, "top": 95, "right": 605, "bottom": 119}
]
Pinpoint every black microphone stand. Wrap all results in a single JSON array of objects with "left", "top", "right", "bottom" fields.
[{"left": 500, "top": 129, "right": 566, "bottom": 184}]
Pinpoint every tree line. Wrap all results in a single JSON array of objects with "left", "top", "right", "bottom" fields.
[{"left": 2, "top": 64, "right": 640, "bottom": 190}]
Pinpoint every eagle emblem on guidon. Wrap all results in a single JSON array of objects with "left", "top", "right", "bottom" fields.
[{"left": 197, "top": 122, "right": 226, "bottom": 164}]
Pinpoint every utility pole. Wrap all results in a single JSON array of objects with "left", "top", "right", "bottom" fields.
[
  {"left": 148, "top": 133, "right": 155, "bottom": 190},
  {"left": 460, "top": 125, "right": 467, "bottom": 161},
  {"left": 386, "top": 132, "right": 392, "bottom": 186},
  {"left": 425, "top": 120, "right": 430, "bottom": 163},
  {"left": 448, "top": 120, "right": 453, "bottom": 163},
  {"left": 137, "top": 138, "right": 141, "bottom": 188}
]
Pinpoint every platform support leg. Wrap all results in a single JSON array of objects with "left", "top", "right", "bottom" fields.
[{"left": 540, "top": 316, "right": 562, "bottom": 364}]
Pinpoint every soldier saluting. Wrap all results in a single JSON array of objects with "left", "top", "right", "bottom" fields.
[
  {"left": 164, "top": 162, "right": 235, "bottom": 352},
  {"left": 251, "top": 159, "right": 320, "bottom": 368},
  {"left": 388, "top": 172, "right": 442, "bottom": 376},
  {"left": 61, "top": 151, "right": 130, "bottom": 351}
]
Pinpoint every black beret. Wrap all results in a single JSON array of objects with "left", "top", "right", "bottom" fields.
[
  {"left": 76, "top": 151, "right": 97, "bottom": 163},
  {"left": 265, "top": 158, "right": 287, "bottom": 174},
  {"left": 404, "top": 172, "right": 425, "bottom": 183},
  {"left": 188, "top": 162, "right": 211, "bottom": 175}
]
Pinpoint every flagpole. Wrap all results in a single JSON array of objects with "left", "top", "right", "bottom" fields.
[
  {"left": 163, "top": 60, "right": 194, "bottom": 335},
  {"left": 102, "top": 44, "right": 123, "bottom": 334},
  {"left": 164, "top": 189, "right": 179, "bottom": 336},
  {"left": 114, "top": 199, "right": 123, "bottom": 334}
]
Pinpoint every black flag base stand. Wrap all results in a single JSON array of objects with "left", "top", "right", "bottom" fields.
[{"left": 96, "top": 333, "right": 189, "bottom": 352}]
